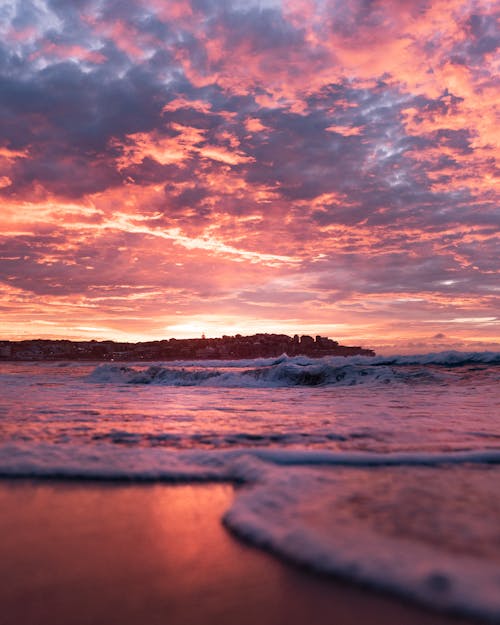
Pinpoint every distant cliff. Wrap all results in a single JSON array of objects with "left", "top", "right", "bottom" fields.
[{"left": 0, "top": 333, "right": 375, "bottom": 361}]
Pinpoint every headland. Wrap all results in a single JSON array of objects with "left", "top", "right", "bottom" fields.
[{"left": 0, "top": 333, "right": 375, "bottom": 361}]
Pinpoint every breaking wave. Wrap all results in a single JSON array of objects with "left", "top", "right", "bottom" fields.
[
  {"left": 85, "top": 350, "right": 499, "bottom": 388},
  {"left": 86, "top": 361, "right": 406, "bottom": 387}
]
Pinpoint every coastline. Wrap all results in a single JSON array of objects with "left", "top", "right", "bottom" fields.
[{"left": 0, "top": 479, "right": 477, "bottom": 625}]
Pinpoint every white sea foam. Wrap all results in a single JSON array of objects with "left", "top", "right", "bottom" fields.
[
  {"left": 154, "top": 350, "right": 500, "bottom": 368},
  {"left": 224, "top": 459, "right": 500, "bottom": 622}
]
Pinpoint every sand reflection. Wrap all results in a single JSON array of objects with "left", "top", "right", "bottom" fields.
[{"left": 0, "top": 480, "right": 473, "bottom": 625}]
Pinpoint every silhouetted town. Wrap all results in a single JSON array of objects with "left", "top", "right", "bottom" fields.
[{"left": 0, "top": 334, "right": 375, "bottom": 361}]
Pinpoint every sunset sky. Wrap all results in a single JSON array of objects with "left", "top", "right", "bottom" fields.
[{"left": 0, "top": 0, "right": 498, "bottom": 353}]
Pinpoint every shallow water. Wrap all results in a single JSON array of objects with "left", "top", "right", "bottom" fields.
[
  {"left": 0, "top": 353, "right": 499, "bottom": 619},
  {"left": 0, "top": 480, "right": 473, "bottom": 625}
]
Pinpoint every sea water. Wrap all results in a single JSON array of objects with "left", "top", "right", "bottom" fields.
[{"left": 1, "top": 352, "right": 499, "bottom": 620}]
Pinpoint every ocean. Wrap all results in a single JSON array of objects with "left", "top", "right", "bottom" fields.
[{"left": 1, "top": 352, "right": 500, "bottom": 620}]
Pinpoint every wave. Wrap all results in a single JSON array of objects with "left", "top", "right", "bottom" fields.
[
  {"left": 83, "top": 350, "right": 500, "bottom": 388},
  {"left": 224, "top": 456, "right": 500, "bottom": 623},
  {"left": 108, "top": 350, "right": 500, "bottom": 369},
  {"left": 3, "top": 441, "right": 500, "bottom": 480},
  {"left": 279, "top": 350, "right": 500, "bottom": 367},
  {"left": 86, "top": 360, "right": 447, "bottom": 388},
  {"left": 366, "top": 350, "right": 500, "bottom": 367}
]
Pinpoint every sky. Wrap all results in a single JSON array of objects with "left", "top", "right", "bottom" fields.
[{"left": 0, "top": 0, "right": 498, "bottom": 354}]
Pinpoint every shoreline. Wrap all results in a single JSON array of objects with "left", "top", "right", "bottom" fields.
[{"left": 0, "top": 478, "right": 477, "bottom": 625}]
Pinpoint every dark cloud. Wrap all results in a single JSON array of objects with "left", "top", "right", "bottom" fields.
[{"left": 464, "top": 12, "right": 500, "bottom": 57}]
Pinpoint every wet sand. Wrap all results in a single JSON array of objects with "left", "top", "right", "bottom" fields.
[{"left": 0, "top": 480, "right": 477, "bottom": 625}]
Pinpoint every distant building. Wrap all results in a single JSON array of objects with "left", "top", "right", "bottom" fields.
[
  {"left": 0, "top": 344, "right": 12, "bottom": 358},
  {"left": 300, "top": 335, "right": 315, "bottom": 346}
]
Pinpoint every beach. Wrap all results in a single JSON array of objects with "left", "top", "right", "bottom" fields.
[
  {"left": 0, "top": 479, "right": 478, "bottom": 625},
  {"left": 1, "top": 0, "right": 497, "bottom": 618}
]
